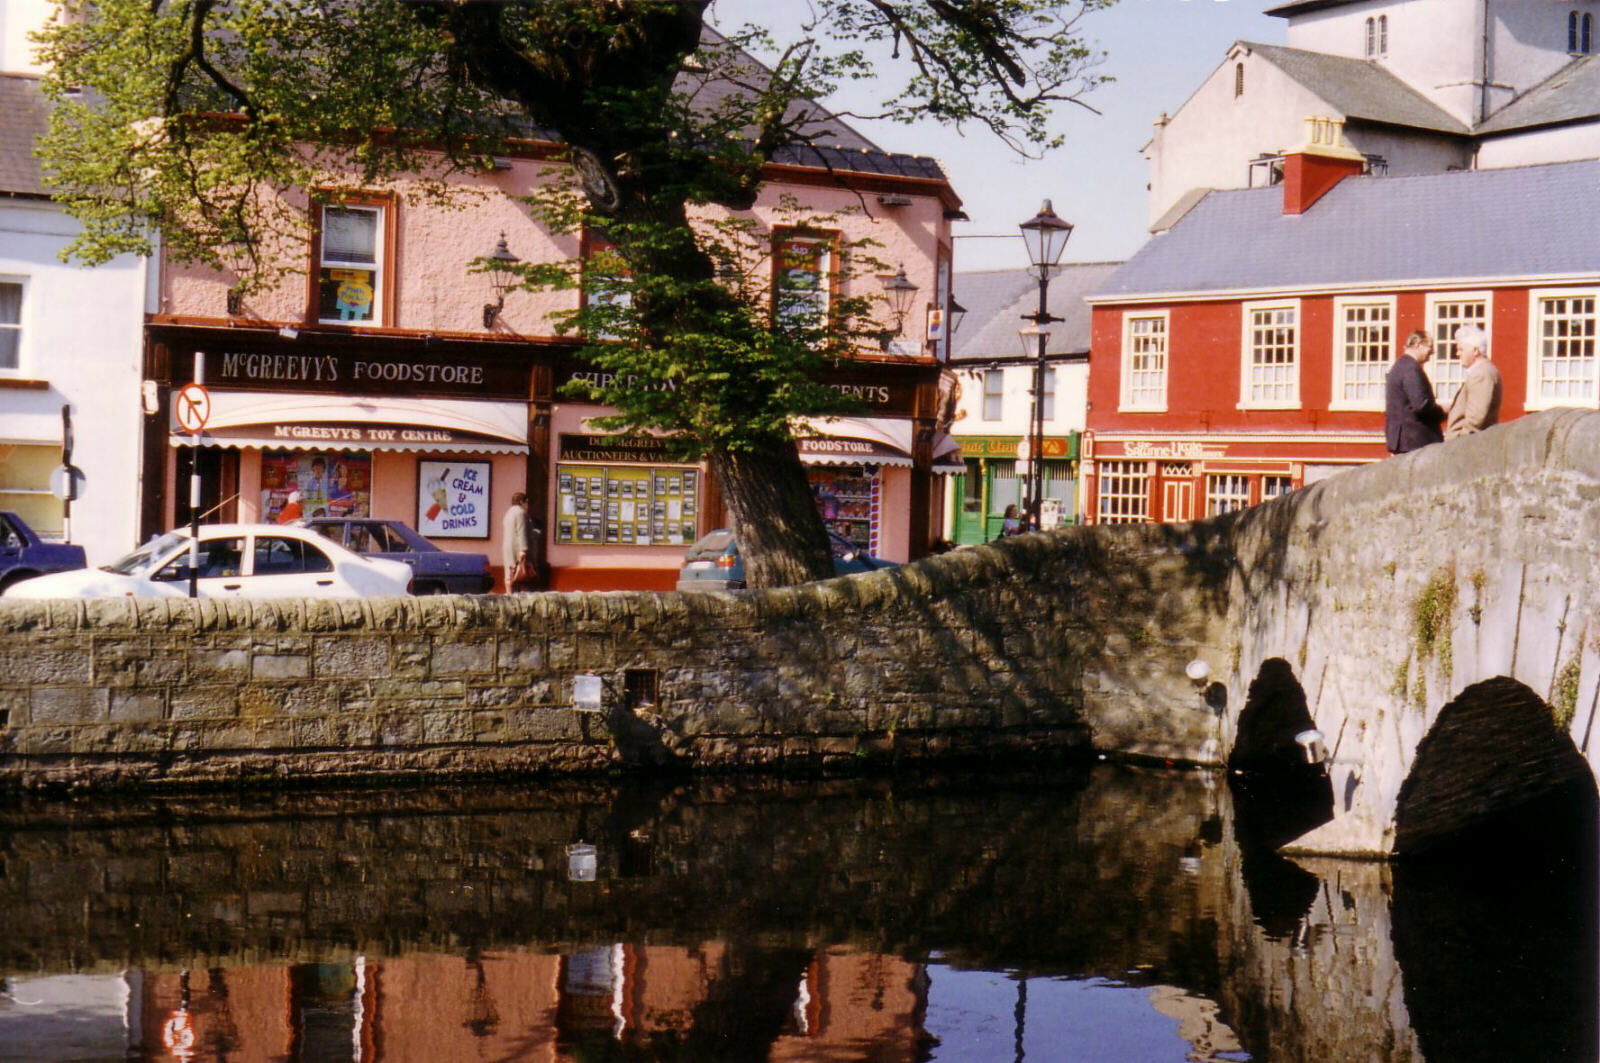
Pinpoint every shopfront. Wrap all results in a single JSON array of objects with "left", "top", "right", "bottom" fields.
[
  {"left": 144, "top": 325, "right": 537, "bottom": 585},
  {"left": 947, "top": 433, "right": 1079, "bottom": 544}
]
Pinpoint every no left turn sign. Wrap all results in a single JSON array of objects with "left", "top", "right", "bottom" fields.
[{"left": 175, "top": 383, "right": 211, "bottom": 434}]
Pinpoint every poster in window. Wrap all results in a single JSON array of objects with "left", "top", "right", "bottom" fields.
[
  {"left": 260, "top": 451, "right": 371, "bottom": 523},
  {"left": 416, "top": 460, "right": 491, "bottom": 539}
]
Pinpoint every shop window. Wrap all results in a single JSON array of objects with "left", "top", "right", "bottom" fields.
[
  {"left": 1262, "top": 475, "right": 1293, "bottom": 500},
  {"left": 810, "top": 466, "right": 879, "bottom": 553},
  {"left": 989, "top": 459, "right": 1020, "bottom": 515},
  {"left": 773, "top": 230, "right": 836, "bottom": 331},
  {"left": 1096, "top": 460, "right": 1149, "bottom": 524},
  {"left": 1205, "top": 474, "right": 1251, "bottom": 516},
  {"left": 1530, "top": 291, "right": 1598, "bottom": 407},
  {"left": 1426, "top": 295, "right": 1488, "bottom": 407},
  {"left": 0, "top": 281, "right": 20, "bottom": 371},
  {"left": 260, "top": 451, "right": 372, "bottom": 522},
  {"left": 555, "top": 463, "right": 699, "bottom": 546},
  {"left": 316, "top": 202, "right": 386, "bottom": 326},
  {"left": 1332, "top": 298, "right": 1392, "bottom": 409},
  {"left": 961, "top": 458, "right": 983, "bottom": 514},
  {"left": 0, "top": 443, "right": 60, "bottom": 537},
  {"left": 1121, "top": 313, "right": 1168, "bottom": 411},
  {"left": 1242, "top": 301, "right": 1298, "bottom": 407}
]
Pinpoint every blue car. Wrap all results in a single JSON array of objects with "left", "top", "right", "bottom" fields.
[
  {"left": 0, "top": 511, "right": 87, "bottom": 595},
  {"left": 677, "top": 528, "right": 895, "bottom": 591},
  {"left": 299, "top": 518, "right": 493, "bottom": 594}
]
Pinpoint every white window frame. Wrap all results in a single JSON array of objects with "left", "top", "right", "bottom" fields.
[
  {"left": 1120, "top": 311, "right": 1169, "bottom": 413},
  {"left": 1425, "top": 292, "right": 1491, "bottom": 409},
  {"left": 1205, "top": 473, "right": 1252, "bottom": 516},
  {"left": 1096, "top": 460, "right": 1150, "bottom": 524},
  {"left": 0, "top": 276, "right": 26, "bottom": 376},
  {"left": 316, "top": 203, "right": 385, "bottom": 327},
  {"left": 982, "top": 369, "right": 1004, "bottom": 421},
  {"left": 1329, "top": 296, "right": 1395, "bottom": 412},
  {"left": 1262, "top": 475, "right": 1293, "bottom": 500},
  {"left": 1238, "top": 299, "right": 1300, "bottom": 410},
  {"left": 1525, "top": 287, "right": 1599, "bottom": 410}
]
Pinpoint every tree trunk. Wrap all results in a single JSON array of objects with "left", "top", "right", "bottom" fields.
[{"left": 709, "top": 441, "right": 834, "bottom": 589}]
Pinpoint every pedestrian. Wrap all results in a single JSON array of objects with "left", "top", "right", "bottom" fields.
[
  {"left": 1444, "top": 324, "right": 1502, "bottom": 439},
  {"left": 1000, "top": 503, "right": 1022, "bottom": 536},
  {"left": 1384, "top": 330, "right": 1445, "bottom": 455},
  {"left": 502, "top": 491, "right": 532, "bottom": 593},
  {"left": 275, "top": 490, "right": 303, "bottom": 524}
]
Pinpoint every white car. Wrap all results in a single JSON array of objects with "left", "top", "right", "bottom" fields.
[{"left": 2, "top": 524, "right": 413, "bottom": 600}]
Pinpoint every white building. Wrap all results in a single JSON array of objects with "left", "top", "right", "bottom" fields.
[
  {"left": 1147, "top": 0, "right": 1600, "bottom": 226},
  {"left": 1, "top": 5, "right": 151, "bottom": 566},
  {"left": 944, "top": 262, "right": 1117, "bottom": 543}
]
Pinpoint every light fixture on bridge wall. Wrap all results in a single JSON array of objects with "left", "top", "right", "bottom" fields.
[
  {"left": 480, "top": 232, "right": 522, "bottom": 329},
  {"left": 1185, "top": 659, "right": 1212, "bottom": 686},
  {"left": 1295, "top": 729, "right": 1329, "bottom": 766}
]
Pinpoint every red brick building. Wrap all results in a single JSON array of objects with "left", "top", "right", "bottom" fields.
[{"left": 1084, "top": 123, "right": 1600, "bottom": 523}]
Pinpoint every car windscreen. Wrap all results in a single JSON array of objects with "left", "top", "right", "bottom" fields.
[{"left": 105, "top": 531, "right": 187, "bottom": 575}]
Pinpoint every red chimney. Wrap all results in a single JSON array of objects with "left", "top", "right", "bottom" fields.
[{"left": 1281, "top": 117, "right": 1366, "bottom": 215}]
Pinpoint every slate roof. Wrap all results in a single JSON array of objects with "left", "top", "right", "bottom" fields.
[
  {"left": 951, "top": 262, "right": 1122, "bottom": 360},
  {"left": 1476, "top": 56, "right": 1600, "bottom": 134},
  {"left": 0, "top": 75, "right": 49, "bottom": 197},
  {"left": 1092, "top": 158, "right": 1600, "bottom": 300},
  {"left": 1241, "top": 42, "right": 1469, "bottom": 135}
]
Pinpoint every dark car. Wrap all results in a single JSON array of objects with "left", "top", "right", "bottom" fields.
[
  {"left": 299, "top": 518, "right": 493, "bottom": 594},
  {"left": 0, "top": 511, "right": 88, "bottom": 594},
  {"left": 677, "top": 528, "right": 896, "bottom": 592}
]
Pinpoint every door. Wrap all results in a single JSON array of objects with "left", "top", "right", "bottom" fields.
[
  {"left": 952, "top": 462, "right": 986, "bottom": 544},
  {"left": 1161, "top": 480, "right": 1194, "bottom": 522}
]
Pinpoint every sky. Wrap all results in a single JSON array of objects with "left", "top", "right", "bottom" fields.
[{"left": 708, "top": 0, "right": 1287, "bottom": 272}]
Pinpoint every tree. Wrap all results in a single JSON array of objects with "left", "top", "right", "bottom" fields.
[{"left": 36, "top": 0, "right": 1112, "bottom": 588}]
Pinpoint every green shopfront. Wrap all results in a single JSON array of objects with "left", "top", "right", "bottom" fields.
[{"left": 949, "top": 433, "right": 1079, "bottom": 544}]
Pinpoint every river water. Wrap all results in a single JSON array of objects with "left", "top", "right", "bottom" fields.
[{"left": 0, "top": 765, "right": 1591, "bottom": 1062}]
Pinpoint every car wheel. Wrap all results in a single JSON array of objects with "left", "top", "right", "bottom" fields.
[{"left": 413, "top": 581, "right": 447, "bottom": 595}]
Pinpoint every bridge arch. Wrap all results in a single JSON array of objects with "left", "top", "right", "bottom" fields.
[{"left": 1393, "top": 677, "right": 1598, "bottom": 857}]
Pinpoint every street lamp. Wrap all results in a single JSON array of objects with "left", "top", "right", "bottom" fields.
[
  {"left": 480, "top": 233, "right": 521, "bottom": 329},
  {"left": 1017, "top": 199, "right": 1073, "bottom": 530},
  {"left": 880, "top": 264, "right": 919, "bottom": 339}
]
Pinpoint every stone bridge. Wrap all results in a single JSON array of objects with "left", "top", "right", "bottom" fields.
[
  {"left": 1, "top": 410, "right": 1598, "bottom": 861},
  {"left": 1204, "top": 407, "right": 1600, "bottom": 856}
]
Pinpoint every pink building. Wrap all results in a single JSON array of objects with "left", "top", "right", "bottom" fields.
[{"left": 145, "top": 124, "right": 962, "bottom": 590}]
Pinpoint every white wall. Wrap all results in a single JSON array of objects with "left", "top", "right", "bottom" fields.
[
  {"left": 1477, "top": 121, "right": 1600, "bottom": 168},
  {"left": 948, "top": 361, "right": 1087, "bottom": 438},
  {"left": 0, "top": 199, "right": 150, "bottom": 563},
  {"left": 0, "top": 0, "right": 52, "bottom": 75}
]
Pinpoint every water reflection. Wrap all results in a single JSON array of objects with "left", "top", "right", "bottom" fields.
[{"left": 0, "top": 766, "right": 1590, "bottom": 1062}]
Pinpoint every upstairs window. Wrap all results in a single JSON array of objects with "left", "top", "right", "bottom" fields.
[
  {"left": 1365, "top": 17, "right": 1376, "bottom": 57},
  {"left": 1241, "top": 301, "right": 1299, "bottom": 408},
  {"left": 1234, "top": 63, "right": 1244, "bottom": 98},
  {"left": 316, "top": 202, "right": 387, "bottom": 326},
  {"left": 1426, "top": 295, "right": 1489, "bottom": 407},
  {"left": 1379, "top": 15, "right": 1388, "bottom": 56},
  {"left": 1042, "top": 366, "right": 1057, "bottom": 421},
  {"left": 773, "top": 230, "right": 836, "bottom": 331},
  {"left": 1572, "top": 11, "right": 1594, "bottom": 54},
  {"left": 0, "top": 281, "right": 20, "bottom": 371},
  {"left": 582, "top": 230, "right": 632, "bottom": 340},
  {"left": 1332, "top": 298, "right": 1392, "bottom": 409},
  {"left": 1121, "top": 312, "right": 1169, "bottom": 411},
  {"left": 982, "top": 369, "right": 1004, "bottom": 420},
  {"left": 1529, "top": 290, "right": 1597, "bottom": 407}
]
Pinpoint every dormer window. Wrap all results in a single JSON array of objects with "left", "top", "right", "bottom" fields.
[{"left": 1571, "top": 11, "right": 1594, "bottom": 55}]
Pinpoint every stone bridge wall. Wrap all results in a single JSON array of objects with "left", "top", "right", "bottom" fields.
[{"left": 0, "top": 523, "right": 1228, "bottom": 790}]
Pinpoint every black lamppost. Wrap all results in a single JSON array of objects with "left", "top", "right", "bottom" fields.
[{"left": 1017, "top": 200, "right": 1073, "bottom": 529}]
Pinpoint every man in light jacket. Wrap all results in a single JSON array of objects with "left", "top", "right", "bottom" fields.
[{"left": 1444, "top": 324, "right": 1502, "bottom": 439}]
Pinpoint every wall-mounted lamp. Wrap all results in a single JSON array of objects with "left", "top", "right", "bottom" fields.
[
  {"left": 140, "top": 380, "right": 160, "bottom": 416},
  {"left": 947, "top": 297, "right": 968, "bottom": 337},
  {"left": 480, "top": 232, "right": 521, "bottom": 329},
  {"left": 1185, "top": 659, "right": 1211, "bottom": 687},
  {"left": 879, "top": 264, "right": 919, "bottom": 336},
  {"left": 277, "top": 326, "right": 299, "bottom": 341},
  {"left": 566, "top": 842, "right": 598, "bottom": 882},
  {"left": 1294, "top": 728, "right": 1329, "bottom": 766}
]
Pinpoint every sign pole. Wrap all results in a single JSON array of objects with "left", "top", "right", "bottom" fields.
[
  {"left": 188, "top": 352, "right": 204, "bottom": 599},
  {"left": 60, "top": 404, "right": 74, "bottom": 544}
]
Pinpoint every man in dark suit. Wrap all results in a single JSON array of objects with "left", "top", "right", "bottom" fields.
[{"left": 1385, "top": 331, "right": 1445, "bottom": 454}]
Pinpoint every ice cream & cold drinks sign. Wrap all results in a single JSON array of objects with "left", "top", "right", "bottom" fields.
[{"left": 417, "top": 460, "right": 491, "bottom": 539}]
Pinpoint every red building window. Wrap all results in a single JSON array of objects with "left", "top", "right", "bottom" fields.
[
  {"left": 1241, "top": 301, "right": 1299, "bottom": 408},
  {"left": 1096, "top": 460, "right": 1150, "bottom": 523},
  {"left": 1121, "top": 312, "right": 1169, "bottom": 411},
  {"left": 1332, "top": 298, "right": 1393, "bottom": 410}
]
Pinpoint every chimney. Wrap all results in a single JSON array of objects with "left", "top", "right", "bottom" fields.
[{"left": 1280, "top": 117, "right": 1366, "bottom": 215}]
